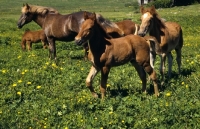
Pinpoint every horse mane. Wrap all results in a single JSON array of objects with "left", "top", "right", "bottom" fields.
[
  {"left": 22, "top": 4, "right": 59, "bottom": 15},
  {"left": 96, "top": 13, "right": 122, "bottom": 34},
  {"left": 95, "top": 19, "right": 113, "bottom": 40},
  {"left": 145, "top": 7, "right": 166, "bottom": 29}
]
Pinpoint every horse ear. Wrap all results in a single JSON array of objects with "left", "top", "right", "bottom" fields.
[
  {"left": 42, "top": 9, "right": 48, "bottom": 15},
  {"left": 140, "top": 6, "right": 144, "bottom": 14},
  {"left": 23, "top": 3, "right": 25, "bottom": 7},
  {"left": 92, "top": 13, "right": 96, "bottom": 21},
  {"left": 25, "top": 3, "right": 30, "bottom": 10},
  {"left": 84, "top": 12, "right": 89, "bottom": 20},
  {"left": 150, "top": 5, "right": 156, "bottom": 14}
]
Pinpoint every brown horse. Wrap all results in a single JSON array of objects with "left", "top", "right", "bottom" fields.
[
  {"left": 106, "top": 20, "right": 140, "bottom": 38},
  {"left": 17, "top": 4, "right": 123, "bottom": 60},
  {"left": 75, "top": 12, "right": 161, "bottom": 99},
  {"left": 138, "top": 6, "right": 183, "bottom": 83},
  {"left": 21, "top": 29, "right": 48, "bottom": 50},
  {"left": 83, "top": 19, "right": 140, "bottom": 59}
]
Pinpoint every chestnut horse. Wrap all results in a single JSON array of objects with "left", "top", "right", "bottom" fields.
[
  {"left": 17, "top": 4, "right": 123, "bottom": 60},
  {"left": 138, "top": 6, "right": 183, "bottom": 83},
  {"left": 75, "top": 12, "right": 161, "bottom": 99},
  {"left": 21, "top": 29, "right": 48, "bottom": 50},
  {"left": 107, "top": 20, "right": 140, "bottom": 38}
]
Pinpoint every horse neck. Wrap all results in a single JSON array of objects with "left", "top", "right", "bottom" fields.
[
  {"left": 33, "top": 13, "right": 46, "bottom": 28},
  {"left": 149, "top": 17, "right": 165, "bottom": 43},
  {"left": 88, "top": 23, "right": 109, "bottom": 55}
]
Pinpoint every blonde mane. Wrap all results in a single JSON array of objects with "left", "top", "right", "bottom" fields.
[{"left": 22, "top": 4, "right": 59, "bottom": 15}]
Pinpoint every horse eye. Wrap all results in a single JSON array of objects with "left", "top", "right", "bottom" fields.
[{"left": 25, "top": 12, "right": 30, "bottom": 16}]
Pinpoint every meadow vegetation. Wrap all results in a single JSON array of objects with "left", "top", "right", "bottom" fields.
[{"left": 0, "top": 0, "right": 200, "bottom": 128}]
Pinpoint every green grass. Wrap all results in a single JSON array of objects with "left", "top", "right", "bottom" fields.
[{"left": 1, "top": 0, "right": 200, "bottom": 128}]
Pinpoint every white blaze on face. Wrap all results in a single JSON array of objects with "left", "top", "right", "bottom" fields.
[{"left": 143, "top": 13, "right": 149, "bottom": 20}]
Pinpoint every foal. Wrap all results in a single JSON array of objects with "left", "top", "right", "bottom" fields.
[
  {"left": 21, "top": 29, "right": 48, "bottom": 50},
  {"left": 75, "top": 12, "right": 161, "bottom": 99},
  {"left": 138, "top": 6, "right": 183, "bottom": 83}
]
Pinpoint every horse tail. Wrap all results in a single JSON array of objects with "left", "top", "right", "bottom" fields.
[
  {"left": 144, "top": 36, "right": 162, "bottom": 68},
  {"left": 134, "top": 24, "right": 140, "bottom": 35},
  {"left": 144, "top": 36, "right": 162, "bottom": 55},
  {"left": 179, "top": 28, "right": 183, "bottom": 48}
]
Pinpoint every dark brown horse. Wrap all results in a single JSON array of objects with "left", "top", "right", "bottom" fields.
[
  {"left": 75, "top": 12, "right": 161, "bottom": 99},
  {"left": 138, "top": 6, "right": 183, "bottom": 84},
  {"left": 21, "top": 29, "right": 48, "bottom": 50},
  {"left": 17, "top": 4, "right": 123, "bottom": 59}
]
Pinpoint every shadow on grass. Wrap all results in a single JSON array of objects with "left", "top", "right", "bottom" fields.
[{"left": 106, "top": 67, "right": 196, "bottom": 98}]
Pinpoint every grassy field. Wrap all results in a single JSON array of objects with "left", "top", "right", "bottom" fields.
[{"left": 0, "top": 0, "right": 200, "bottom": 128}]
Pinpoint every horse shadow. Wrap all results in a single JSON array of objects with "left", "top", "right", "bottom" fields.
[
  {"left": 156, "top": 67, "right": 195, "bottom": 93},
  {"left": 105, "top": 67, "right": 195, "bottom": 98}
]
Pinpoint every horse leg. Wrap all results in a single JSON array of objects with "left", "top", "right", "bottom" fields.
[
  {"left": 86, "top": 66, "right": 100, "bottom": 98},
  {"left": 167, "top": 52, "right": 173, "bottom": 78},
  {"left": 175, "top": 48, "right": 182, "bottom": 74},
  {"left": 21, "top": 40, "right": 26, "bottom": 50},
  {"left": 47, "top": 37, "right": 56, "bottom": 60},
  {"left": 130, "top": 61, "right": 147, "bottom": 93},
  {"left": 27, "top": 41, "right": 32, "bottom": 50},
  {"left": 41, "top": 40, "right": 47, "bottom": 49},
  {"left": 100, "top": 66, "right": 110, "bottom": 99},
  {"left": 143, "top": 65, "right": 159, "bottom": 96},
  {"left": 160, "top": 53, "right": 166, "bottom": 85}
]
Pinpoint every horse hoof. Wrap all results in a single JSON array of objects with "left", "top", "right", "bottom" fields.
[{"left": 92, "top": 93, "right": 98, "bottom": 98}]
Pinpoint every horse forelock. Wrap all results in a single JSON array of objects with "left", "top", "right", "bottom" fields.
[{"left": 144, "top": 8, "right": 165, "bottom": 29}]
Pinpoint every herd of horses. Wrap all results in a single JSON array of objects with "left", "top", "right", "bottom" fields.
[{"left": 17, "top": 4, "right": 183, "bottom": 99}]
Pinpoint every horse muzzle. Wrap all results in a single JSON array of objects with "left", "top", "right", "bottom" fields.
[
  {"left": 138, "top": 32, "right": 145, "bottom": 37},
  {"left": 75, "top": 38, "right": 84, "bottom": 46}
]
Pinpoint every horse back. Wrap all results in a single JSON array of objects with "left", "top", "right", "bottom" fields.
[
  {"left": 161, "top": 21, "right": 183, "bottom": 51},
  {"left": 115, "top": 20, "right": 136, "bottom": 35},
  {"left": 107, "top": 35, "right": 150, "bottom": 64}
]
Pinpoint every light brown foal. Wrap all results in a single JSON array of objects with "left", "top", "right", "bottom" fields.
[{"left": 138, "top": 6, "right": 183, "bottom": 84}]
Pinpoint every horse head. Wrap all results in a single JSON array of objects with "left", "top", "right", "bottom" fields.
[
  {"left": 75, "top": 12, "right": 96, "bottom": 46},
  {"left": 17, "top": 3, "right": 34, "bottom": 29},
  {"left": 138, "top": 6, "right": 156, "bottom": 37}
]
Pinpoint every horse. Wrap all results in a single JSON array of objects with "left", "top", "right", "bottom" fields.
[
  {"left": 75, "top": 12, "right": 161, "bottom": 99},
  {"left": 105, "top": 19, "right": 140, "bottom": 38},
  {"left": 21, "top": 29, "right": 48, "bottom": 50},
  {"left": 17, "top": 3, "right": 124, "bottom": 60},
  {"left": 138, "top": 6, "right": 183, "bottom": 84}
]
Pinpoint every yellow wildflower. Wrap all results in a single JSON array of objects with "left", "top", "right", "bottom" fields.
[
  {"left": 65, "top": 127, "right": 68, "bottom": 129},
  {"left": 18, "top": 80, "right": 22, "bottom": 83},
  {"left": 122, "top": 120, "right": 125, "bottom": 123},
  {"left": 18, "top": 56, "right": 21, "bottom": 59},
  {"left": 17, "top": 92, "right": 21, "bottom": 96},
  {"left": 109, "top": 112, "right": 113, "bottom": 114},
  {"left": 13, "top": 83, "right": 17, "bottom": 87},
  {"left": 36, "top": 86, "right": 41, "bottom": 89},
  {"left": 24, "top": 69, "right": 28, "bottom": 72},
  {"left": 186, "top": 85, "right": 188, "bottom": 88},
  {"left": 27, "top": 82, "right": 32, "bottom": 85},
  {"left": 1, "top": 70, "right": 6, "bottom": 73},
  {"left": 21, "top": 72, "right": 25, "bottom": 75},
  {"left": 165, "top": 92, "right": 171, "bottom": 97},
  {"left": 52, "top": 63, "right": 57, "bottom": 68},
  {"left": 106, "top": 84, "right": 111, "bottom": 87},
  {"left": 181, "top": 82, "right": 184, "bottom": 85}
]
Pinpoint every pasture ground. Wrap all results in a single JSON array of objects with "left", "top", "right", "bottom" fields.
[{"left": 0, "top": 0, "right": 200, "bottom": 128}]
